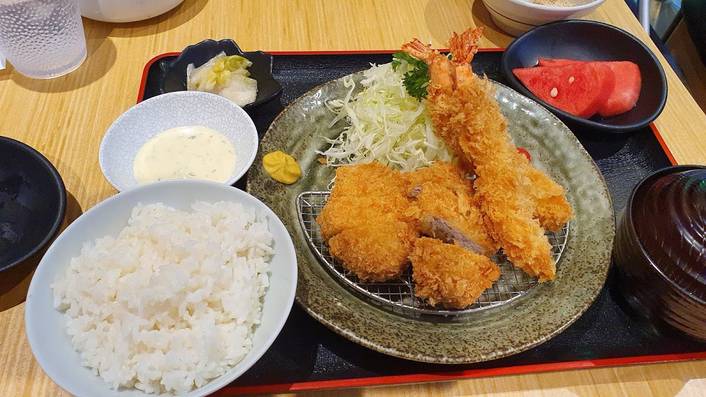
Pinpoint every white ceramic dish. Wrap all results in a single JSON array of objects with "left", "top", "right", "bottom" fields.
[
  {"left": 99, "top": 91, "right": 258, "bottom": 192},
  {"left": 25, "top": 180, "right": 298, "bottom": 397},
  {"left": 482, "top": 0, "right": 605, "bottom": 36},
  {"left": 79, "top": 0, "right": 185, "bottom": 23}
]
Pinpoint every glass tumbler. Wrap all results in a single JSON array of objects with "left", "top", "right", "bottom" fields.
[{"left": 0, "top": 0, "right": 87, "bottom": 79}]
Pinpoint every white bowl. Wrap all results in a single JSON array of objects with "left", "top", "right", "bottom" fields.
[
  {"left": 482, "top": 0, "right": 605, "bottom": 36},
  {"left": 25, "top": 180, "right": 298, "bottom": 397},
  {"left": 99, "top": 91, "right": 258, "bottom": 192},
  {"left": 79, "top": 0, "right": 185, "bottom": 23}
]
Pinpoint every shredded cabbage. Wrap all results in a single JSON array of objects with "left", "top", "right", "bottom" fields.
[{"left": 319, "top": 62, "right": 452, "bottom": 171}]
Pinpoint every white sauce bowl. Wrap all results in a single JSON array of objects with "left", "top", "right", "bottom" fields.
[
  {"left": 482, "top": 0, "right": 605, "bottom": 36},
  {"left": 99, "top": 91, "right": 259, "bottom": 192}
]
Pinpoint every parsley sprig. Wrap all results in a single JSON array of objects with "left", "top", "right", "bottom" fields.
[{"left": 392, "top": 52, "right": 429, "bottom": 100}]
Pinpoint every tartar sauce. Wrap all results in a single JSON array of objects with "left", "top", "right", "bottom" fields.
[{"left": 133, "top": 126, "right": 236, "bottom": 184}]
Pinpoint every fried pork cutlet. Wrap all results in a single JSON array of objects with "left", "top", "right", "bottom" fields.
[
  {"left": 317, "top": 162, "right": 411, "bottom": 239},
  {"left": 317, "top": 162, "right": 416, "bottom": 281},
  {"left": 329, "top": 220, "right": 417, "bottom": 282},
  {"left": 410, "top": 238, "right": 500, "bottom": 309},
  {"left": 404, "top": 162, "right": 497, "bottom": 255}
]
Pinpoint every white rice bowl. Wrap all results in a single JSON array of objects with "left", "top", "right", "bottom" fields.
[
  {"left": 25, "top": 181, "right": 297, "bottom": 397},
  {"left": 52, "top": 202, "right": 271, "bottom": 394}
]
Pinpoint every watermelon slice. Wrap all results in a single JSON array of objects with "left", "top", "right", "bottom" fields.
[
  {"left": 597, "top": 61, "right": 641, "bottom": 117},
  {"left": 513, "top": 62, "right": 615, "bottom": 118},
  {"left": 536, "top": 58, "right": 642, "bottom": 117}
]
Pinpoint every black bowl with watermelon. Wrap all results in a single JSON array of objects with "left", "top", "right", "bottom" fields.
[{"left": 501, "top": 20, "right": 667, "bottom": 133}]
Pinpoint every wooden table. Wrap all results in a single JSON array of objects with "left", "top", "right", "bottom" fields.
[{"left": 1, "top": 1, "right": 705, "bottom": 396}]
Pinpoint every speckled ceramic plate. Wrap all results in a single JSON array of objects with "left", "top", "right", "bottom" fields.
[{"left": 246, "top": 72, "right": 615, "bottom": 364}]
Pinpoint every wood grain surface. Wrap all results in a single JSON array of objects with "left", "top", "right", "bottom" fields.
[
  {"left": 667, "top": 20, "right": 706, "bottom": 114},
  {"left": 1, "top": 1, "right": 705, "bottom": 396}
]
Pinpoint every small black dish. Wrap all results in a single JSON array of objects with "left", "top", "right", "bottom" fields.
[
  {"left": 0, "top": 136, "right": 66, "bottom": 272},
  {"left": 501, "top": 20, "right": 668, "bottom": 133},
  {"left": 159, "top": 39, "right": 283, "bottom": 111}
]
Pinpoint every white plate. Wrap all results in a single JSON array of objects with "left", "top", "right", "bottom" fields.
[
  {"left": 481, "top": 0, "right": 604, "bottom": 36},
  {"left": 80, "top": 0, "right": 185, "bottom": 23},
  {"left": 99, "top": 91, "right": 258, "bottom": 192},
  {"left": 25, "top": 180, "right": 297, "bottom": 397}
]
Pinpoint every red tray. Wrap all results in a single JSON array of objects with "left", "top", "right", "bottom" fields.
[{"left": 138, "top": 49, "right": 701, "bottom": 396}]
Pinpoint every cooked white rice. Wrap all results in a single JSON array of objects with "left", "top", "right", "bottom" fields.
[{"left": 52, "top": 201, "right": 273, "bottom": 394}]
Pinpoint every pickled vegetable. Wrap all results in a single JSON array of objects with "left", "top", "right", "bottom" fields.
[{"left": 186, "top": 52, "right": 258, "bottom": 107}]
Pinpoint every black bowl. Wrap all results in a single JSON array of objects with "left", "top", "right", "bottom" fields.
[
  {"left": 614, "top": 165, "right": 706, "bottom": 341},
  {"left": 159, "top": 39, "right": 283, "bottom": 111},
  {"left": 501, "top": 20, "right": 667, "bottom": 133},
  {"left": 0, "top": 137, "right": 66, "bottom": 272}
]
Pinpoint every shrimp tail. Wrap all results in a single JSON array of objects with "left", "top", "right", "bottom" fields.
[
  {"left": 401, "top": 39, "right": 436, "bottom": 63},
  {"left": 449, "top": 27, "right": 484, "bottom": 66}
]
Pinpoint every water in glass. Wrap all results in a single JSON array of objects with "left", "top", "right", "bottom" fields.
[{"left": 0, "top": 0, "right": 86, "bottom": 79}]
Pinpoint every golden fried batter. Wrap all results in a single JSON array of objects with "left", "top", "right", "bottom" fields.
[
  {"left": 410, "top": 237, "right": 500, "bottom": 309},
  {"left": 329, "top": 220, "right": 417, "bottom": 282},
  {"left": 453, "top": 75, "right": 556, "bottom": 281},
  {"left": 318, "top": 162, "right": 412, "bottom": 240},
  {"left": 516, "top": 154, "right": 573, "bottom": 232},
  {"left": 403, "top": 162, "right": 497, "bottom": 255},
  {"left": 326, "top": 161, "right": 409, "bottom": 199},
  {"left": 317, "top": 162, "right": 416, "bottom": 281}
]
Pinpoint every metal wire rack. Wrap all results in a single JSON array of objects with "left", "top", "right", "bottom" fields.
[{"left": 297, "top": 191, "right": 570, "bottom": 318}]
